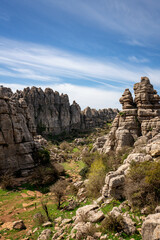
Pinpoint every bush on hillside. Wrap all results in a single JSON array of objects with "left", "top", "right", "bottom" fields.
[
  {"left": 100, "top": 214, "right": 124, "bottom": 233},
  {"left": 0, "top": 172, "right": 14, "bottom": 190},
  {"left": 59, "top": 141, "right": 72, "bottom": 152},
  {"left": 86, "top": 158, "right": 106, "bottom": 198},
  {"left": 125, "top": 160, "right": 160, "bottom": 212},
  {"left": 50, "top": 179, "right": 68, "bottom": 209},
  {"left": 33, "top": 147, "right": 50, "bottom": 165},
  {"left": 31, "top": 165, "right": 58, "bottom": 187},
  {"left": 81, "top": 147, "right": 132, "bottom": 182}
]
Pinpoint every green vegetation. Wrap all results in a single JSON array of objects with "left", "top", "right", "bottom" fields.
[
  {"left": 101, "top": 199, "right": 121, "bottom": 214},
  {"left": 72, "top": 147, "right": 79, "bottom": 153},
  {"left": 35, "top": 147, "right": 50, "bottom": 165},
  {"left": 86, "top": 158, "right": 106, "bottom": 198},
  {"left": 31, "top": 165, "right": 58, "bottom": 187},
  {"left": 125, "top": 159, "right": 160, "bottom": 212},
  {"left": 119, "top": 111, "right": 126, "bottom": 116}
]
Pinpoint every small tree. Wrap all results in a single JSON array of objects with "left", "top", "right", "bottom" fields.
[{"left": 50, "top": 180, "right": 67, "bottom": 209}]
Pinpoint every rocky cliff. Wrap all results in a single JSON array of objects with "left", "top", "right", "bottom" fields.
[
  {"left": 0, "top": 87, "right": 39, "bottom": 177},
  {"left": 93, "top": 77, "right": 160, "bottom": 153},
  {"left": 0, "top": 85, "right": 117, "bottom": 176},
  {"left": 14, "top": 86, "right": 118, "bottom": 135}
]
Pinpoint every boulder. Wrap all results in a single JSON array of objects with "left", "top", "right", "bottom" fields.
[
  {"left": 71, "top": 222, "right": 94, "bottom": 240},
  {"left": 142, "top": 213, "right": 160, "bottom": 240},
  {"left": 110, "top": 207, "right": 136, "bottom": 235},
  {"left": 75, "top": 204, "right": 104, "bottom": 224},
  {"left": 1, "top": 220, "right": 26, "bottom": 230},
  {"left": 38, "top": 229, "right": 52, "bottom": 240},
  {"left": 12, "top": 220, "right": 26, "bottom": 230}
]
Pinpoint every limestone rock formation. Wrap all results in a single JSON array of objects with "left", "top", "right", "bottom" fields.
[
  {"left": 0, "top": 86, "right": 39, "bottom": 176},
  {"left": 0, "top": 85, "right": 117, "bottom": 176},
  {"left": 93, "top": 77, "right": 160, "bottom": 153},
  {"left": 14, "top": 87, "right": 118, "bottom": 135},
  {"left": 102, "top": 152, "right": 152, "bottom": 199},
  {"left": 142, "top": 213, "right": 160, "bottom": 240},
  {"left": 102, "top": 134, "right": 160, "bottom": 201}
]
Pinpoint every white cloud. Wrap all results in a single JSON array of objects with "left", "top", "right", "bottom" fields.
[
  {"left": 48, "top": 0, "right": 160, "bottom": 42},
  {"left": 0, "top": 37, "right": 149, "bottom": 89},
  {"left": 128, "top": 56, "right": 149, "bottom": 63},
  {"left": 0, "top": 37, "right": 160, "bottom": 109}
]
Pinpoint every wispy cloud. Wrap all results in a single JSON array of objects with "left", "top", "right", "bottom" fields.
[
  {"left": 128, "top": 56, "right": 149, "bottom": 63},
  {"left": 0, "top": 37, "right": 143, "bottom": 87},
  {"left": 0, "top": 37, "right": 160, "bottom": 96},
  {"left": 124, "top": 39, "right": 145, "bottom": 47},
  {"left": 48, "top": 0, "right": 160, "bottom": 44}
]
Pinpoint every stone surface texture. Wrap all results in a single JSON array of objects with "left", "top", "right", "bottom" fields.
[
  {"left": 14, "top": 87, "right": 118, "bottom": 135},
  {"left": 0, "top": 87, "right": 39, "bottom": 176},
  {"left": 93, "top": 77, "right": 160, "bottom": 154},
  {"left": 142, "top": 213, "right": 160, "bottom": 240},
  {"left": 0, "top": 85, "right": 117, "bottom": 176}
]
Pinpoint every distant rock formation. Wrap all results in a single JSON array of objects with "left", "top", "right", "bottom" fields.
[
  {"left": 0, "top": 85, "right": 118, "bottom": 176},
  {"left": 93, "top": 77, "right": 160, "bottom": 153},
  {"left": 13, "top": 87, "right": 118, "bottom": 135}
]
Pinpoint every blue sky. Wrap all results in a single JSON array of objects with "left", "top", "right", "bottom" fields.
[{"left": 0, "top": 0, "right": 160, "bottom": 109}]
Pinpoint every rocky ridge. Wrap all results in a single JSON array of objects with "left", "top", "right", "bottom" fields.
[
  {"left": 0, "top": 87, "right": 39, "bottom": 176},
  {"left": 93, "top": 77, "right": 160, "bottom": 153},
  {"left": 14, "top": 86, "right": 118, "bottom": 135},
  {"left": 0, "top": 85, "right": 117, "bottom": 176}
]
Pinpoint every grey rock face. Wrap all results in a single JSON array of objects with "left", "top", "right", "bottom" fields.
[
  {"left": 0, "top": 86, "right": 39, "bottom": 176},
  {"left": 14, "top": 87, "right": 118, "bottom": 135},
  {"left": 142, "top": 213, "right": 160, "bottom": 240},
  {"left": 0, "top": 85, "right": 118, "bottom": 176},
  {"left": 94, "top": 77, "right": 160, "bottom": 154}
]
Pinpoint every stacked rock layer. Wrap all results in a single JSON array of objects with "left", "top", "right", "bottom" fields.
[
  {"left": 93, "top": 77, "right": 160, "bottom": 153},
  {"left": 0, "top": 87, "right": 39, "bottom": 176},
  {"left": 14, "top": 87, "right": 118, "bottom": 135}
]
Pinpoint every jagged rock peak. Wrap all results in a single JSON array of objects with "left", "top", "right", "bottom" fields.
[
  {"left": 0, "top": 86, "right": 13, "bottom": 99},
  {"left": 134, "top": 76, "right": 160, "bottom": 109},
  {"left": 119, "top": 88, "right": 134, "bottom": 110},
  {"left": 93, "top": 77, "right": 160, "bottom": 154}
]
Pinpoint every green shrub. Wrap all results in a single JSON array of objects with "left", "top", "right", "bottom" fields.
[
  {"left": 31, "top": 165, "right": 58, "bottom": 187},
  {"left": 33, "top": 148, "right": 50, "bottom": 165},
  {"left": 79, "top": 166, "right": 89, "bottom": 179},
  {"left": 101, "top": 214, "right": 124, "bottom": 233},
  {"left": 82, "top": 147, "right": 132, "bottom": 174},
  {"left": 0, "top": 172, "right": 14, "bottom": 190},
  {"left": 125, "top": 160, "right": 160, "bottom": 212},
  {"left": 119, "top": 111, "right": 126, "bottom": 116},
  {"left": 72, "top": 147, "right": 80, "bottom": 153},
  {"left": 86, "top": 158, "right": 106, "bottom": 198},
  {"left": 59, "top": 141, "right": 72, "bottom": 152}
]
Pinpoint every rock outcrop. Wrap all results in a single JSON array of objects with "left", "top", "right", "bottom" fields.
[
  {"left": 0, "top": 87, "right": 39, "bottom": 176},
  {"left": 14, "top": 87, "right": 118, "bottom": 135},
  {"left": 93, "top": 77, "right": 160, "bottom": 153},
  {"left": 142, "top": 213, "right": 160, "bottom": 240},
  {"left": 102, "top": 151, "right": 152, "bottom": 199},
  {"left": 0, "top": 85, "right": 117, "bottom": 176},
  {"left": 101, "top": 134, "right": 160, "bottom": 201}
]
